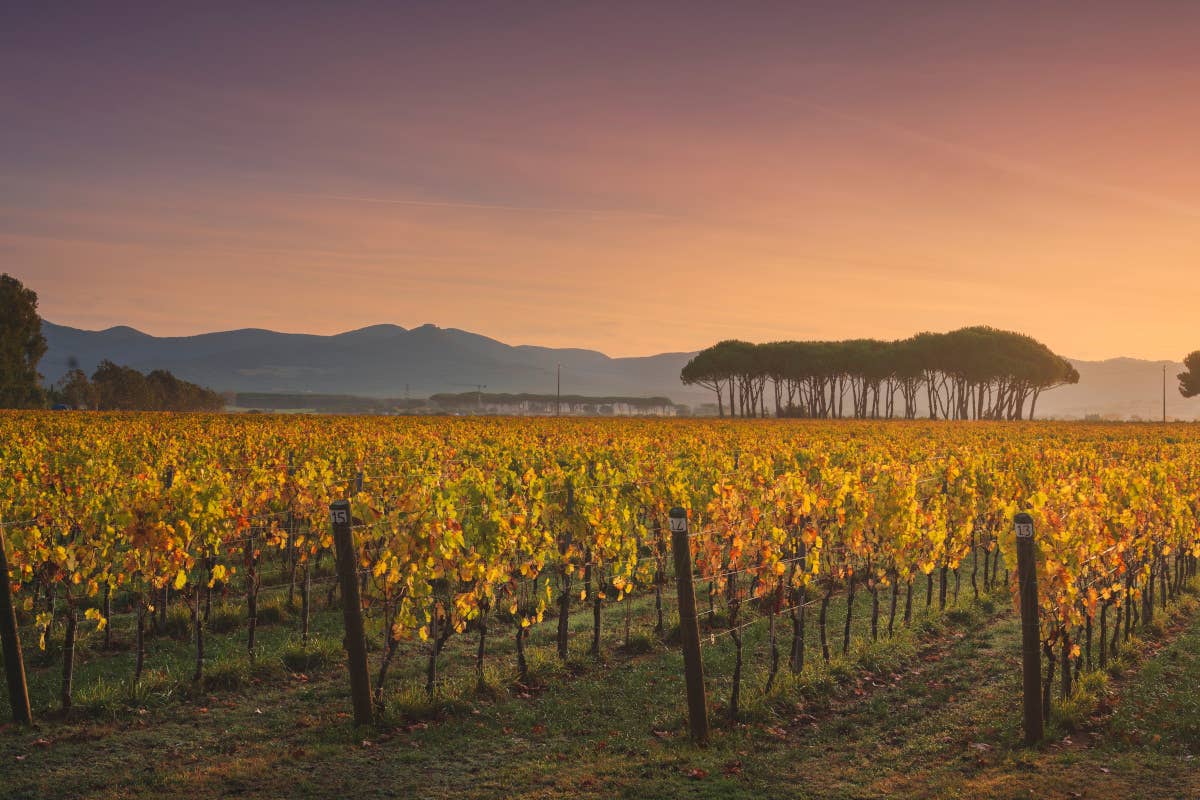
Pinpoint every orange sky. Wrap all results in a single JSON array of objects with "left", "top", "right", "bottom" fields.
[{"left": 3, "top": 3, "right": 1199, "bottom": 359}]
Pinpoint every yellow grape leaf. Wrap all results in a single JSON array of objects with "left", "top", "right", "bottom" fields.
[{"left": 85, "top": 607, "right": 107, "bottom": 631}]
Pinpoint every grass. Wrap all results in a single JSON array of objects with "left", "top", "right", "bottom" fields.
[{"left": 2, "top": 563, "right": 1200, "bottom": 799}]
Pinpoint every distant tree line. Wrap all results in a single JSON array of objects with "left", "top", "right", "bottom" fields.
[
  {"left": 428, "top": 392, "right": 682, "bottom": 416},
  {"left": 681, "top": 326, "right": 1079, "bottom": 420},
  {"left": 234, "top": 393, "right": 424, "bottom": 414},
  {"left": 52, "top": 361, "right": 225, "bottom": 411}
]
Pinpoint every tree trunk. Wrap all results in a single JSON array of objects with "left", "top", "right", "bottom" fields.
[
  {"left": 1085, "top": 616, "right": 1093, "bottom": 671},
  {"left": 654, "top": 580, "right": 664, "bottom": 638},
  {"left": 375, "top": 604, "right": 401, "bottom": 707},
  {"left": 103, "top": 583, "right": 113, "bottom": 650},
  {"left": 765, "top": 610, "right": 780, "bottom": 694},
  {"left": 1161, "top": 556, "right": 1170, "bottom": 609},
  {"left": 192, "top": 585, "right": 204, "bottom": 684},
  {"left": 135, "top": 605, "right": 146, "bottom": 683},
  {"left": 1099, "top": 601, "right": 1108, "bottom": 670},
  {"left": 903, "top": 579, "right": 913, "bottom": 625},
  {"left": 887, "top": 574, "right": 899, "bottom": 638},
  {"left": 1144, "top": 564, "right": 1155, "bottom": 626},
  {"left": 789, "top": 587, "right": 806, "bottom": 673},
  {"left": 425, "top": 603, "right": 440, "bottom": 700},
  {"left": 842, "top": 575, "right": 856, "bottom": 655},
  {"left": 590, "top": 566, "right": 603, "bottom": 657},
  {"left": 1123, "top": 572, "right": 1133, "bottom": 641},
  {"left": 301, "top": 562, "right": 311, "bottom": 647},
  {"left": 203, "top": 555, "right": 213, "bottom": 624},
  {"left": 983, "top": 545, "right": 991, "bottom": 591},
  {"left": 970, "top": 534, "right": 979, "bottom": 600},
  {"left": 1060, "top": 632, "right": 1072, "bottom": 699},
  {"left": 287, "top": 513, "right": 297, "bottom": 609},
  {"left": 870, "top": 580, "right": 879, "bottom": 642},
  {"left": 819, "top": 584, "right": 833, "bottom": 663},
  {"left": 61, "top": 601, "right": 77, "bottom": 711},
  {"left": 1042, "top": 641, "right": 1055, "bottom": 720},
  {"left": 557, "top": 572, "right": 572, "bottom": 660},
  {"left": 730, "top": 628, "right": 743, "bottom": 720},
  {"left": 515, "top": 624, "right": 528, "bottom": 684},
  {"left": 475, "top": 606, "right": 489, "bottom": 692}
]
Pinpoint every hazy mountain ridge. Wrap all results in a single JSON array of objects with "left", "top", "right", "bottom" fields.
[
  {"left": 1038, "top": 357, "right": 1195, "bottom": 421},
  {"left": 39, "top": 322, "right": 1199, "bottom": 419},
  {"left": 39, "top": 322, "right": 714, "bottom": 405}
]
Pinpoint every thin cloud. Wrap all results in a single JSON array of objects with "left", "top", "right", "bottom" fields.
[
  {"left": 297, "top": 193, "right": 673, "bottom": 219},
  {"left": 764, "top": 93, "right": 1200, "bottom": 220}
]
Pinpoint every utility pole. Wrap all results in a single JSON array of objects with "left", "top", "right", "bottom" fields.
[
  {"left": 556, "top": 363, "right": 561, "bottom": 417},
  {"left": 1163, "top": 364, "right": 1168, "bottom": 423}
]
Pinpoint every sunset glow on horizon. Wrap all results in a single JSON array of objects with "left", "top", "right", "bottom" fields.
[{"left": 4, "top": 2, "right": 1200, "bottom": 359}]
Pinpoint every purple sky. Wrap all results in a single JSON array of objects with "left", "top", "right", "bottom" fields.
[{"left": 4, "top": 2, "right": 1200, "bottom": 357}]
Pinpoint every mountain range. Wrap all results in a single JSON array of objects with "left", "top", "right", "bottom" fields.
[
  {"left": 39, "top": 321, "right": 711, "bottom": 405},
  {"left": 39, "top": 322, "right": 1199, "bottom": 419}
]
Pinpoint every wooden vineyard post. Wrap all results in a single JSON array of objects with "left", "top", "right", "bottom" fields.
[
  {"left": 329, "top": 500, "right": 374, "bottom": 726},
  {"left": 0, "top": 526, "right": 32, "bottom": 724},
  {"left": 669, "top": 507, "right": 709, "bottom": 746},
  {"left": 1014, "top": 512, "right": 1042, "bottom": 746}
]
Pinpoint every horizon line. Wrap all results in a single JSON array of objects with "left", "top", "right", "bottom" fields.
[{"left": 38, "top": 319, "right": 1189, "bottom": 365}]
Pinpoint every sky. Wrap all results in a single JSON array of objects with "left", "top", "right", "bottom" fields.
[{"left": 3, "top": 1, "right": 1200, "bottom": 359}]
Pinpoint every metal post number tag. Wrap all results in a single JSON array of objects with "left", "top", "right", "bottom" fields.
[
  {"left": 1015, "top": 522, "right": 1034, "bottom": 539},
  {"left": 331, "top": 508, "right": 349, "bottom": 525},
  {"left": 668, "top": 515, "right": 688, "bottom": 534}
]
